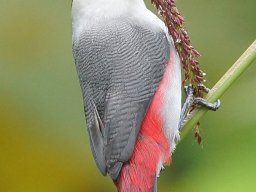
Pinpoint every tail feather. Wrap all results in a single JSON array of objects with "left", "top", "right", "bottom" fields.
[
  {"left": 153, "top": 177, "right": 158, "bottom": 192},
  {"left": 116, "top": 133, "right": 164, "bottom": 192},
  {"left": 115, "top": 88, "right": 171, "bottom": 191}
]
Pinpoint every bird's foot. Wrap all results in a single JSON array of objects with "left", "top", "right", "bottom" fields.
[
  {"left": 178, "top": 84, "right": 220, "bottom": 130},
  {"left": 194, "top": 97, "right": 220, "bottom": 111}
]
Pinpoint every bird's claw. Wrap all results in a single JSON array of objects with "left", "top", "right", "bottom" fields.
[
  {"left": 178, "top": 84, "right": 221, "bottom": 130},
  {"left": 194, "top": 97, "right": 220, "bottom": 111}
]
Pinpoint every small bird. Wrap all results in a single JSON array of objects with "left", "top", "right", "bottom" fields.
[{"left": 72, "top": 0, "right": 182, "bottom": 191}]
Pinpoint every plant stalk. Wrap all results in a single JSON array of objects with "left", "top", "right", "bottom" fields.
[{"left": 181, "top": 40, "right": 256, "bottom": 140}]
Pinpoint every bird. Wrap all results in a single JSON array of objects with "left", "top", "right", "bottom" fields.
[{"left": 71, "top": 0, "right": 182, "bottom": 191}]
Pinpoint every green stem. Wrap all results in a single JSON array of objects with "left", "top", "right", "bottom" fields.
[{"left": 181, "top": 40, "right": 256, "bottom": 140}]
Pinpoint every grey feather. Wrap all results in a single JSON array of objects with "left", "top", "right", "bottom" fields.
[{"left": 73, "top": 17, "right": 171, "bottom": 180}]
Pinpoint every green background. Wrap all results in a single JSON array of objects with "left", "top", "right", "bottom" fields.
[{"left": 1, "top": 0, "right": 256, "bottom": 191}]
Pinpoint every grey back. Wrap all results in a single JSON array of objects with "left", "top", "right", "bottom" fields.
[{"left": 73, "top": 17, "right": 171, "bottom": 180}]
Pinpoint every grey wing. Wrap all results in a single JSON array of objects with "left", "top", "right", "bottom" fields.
[{"left": 73, "top": 18, "right": 172, "bottom": 180}]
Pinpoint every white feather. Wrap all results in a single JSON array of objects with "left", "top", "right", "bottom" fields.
[
  {"left": 162, "top": 52, "right": 182, "bottom": 152},
  {"left": 72, "top": 0, "right": 145, "bottom": 40}
]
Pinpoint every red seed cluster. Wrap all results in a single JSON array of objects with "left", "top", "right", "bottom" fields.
[{"left": 151, "top": 0, "right": 206, "bottom": 97}]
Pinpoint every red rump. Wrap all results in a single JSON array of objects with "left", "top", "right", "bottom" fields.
[{"left": 116, "top": 52, "right": 174, "bottom": 192}]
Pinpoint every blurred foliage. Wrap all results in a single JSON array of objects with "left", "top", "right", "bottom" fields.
[{"left": 0, "top": 0, "right": 255, "bottom": 191}]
